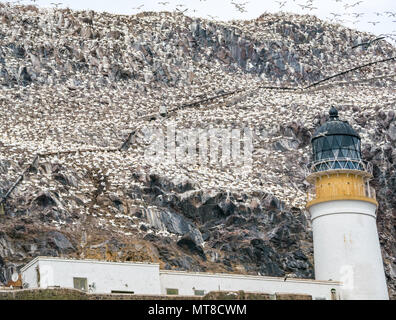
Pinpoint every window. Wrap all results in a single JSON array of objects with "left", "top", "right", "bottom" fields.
[
  {"left": 194, "top": 289, "right": 205, "bottom": 296},
  {"left": 111, "top": 290, "right": 134, "bottom": 294},
  {"left": 331, "top": 289, "right": 337, "bottom": 300},
  {"left": 166, "top": 288, "right": 179, "bottom": 295},
  {"left": 73, "top": 277, "right": 88, "bottom": 292}
]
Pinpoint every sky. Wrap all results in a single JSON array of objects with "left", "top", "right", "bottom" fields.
[{"left": 3, "top": 0, "right": 396, "bottom": 41}]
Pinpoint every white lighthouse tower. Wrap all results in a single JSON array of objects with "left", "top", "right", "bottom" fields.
[{"left": 306, "top": 107, "right": 389, "bottom": 300}]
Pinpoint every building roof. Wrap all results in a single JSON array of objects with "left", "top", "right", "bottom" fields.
[
  {"left": 20, "top": 256, "right": 160, "bottom": 272},
  {"left": 160, "top": 270, "right": 341, "bottom": 285},
  {"left": 312, "top": 107, "right": 360, "bottom": 141}
]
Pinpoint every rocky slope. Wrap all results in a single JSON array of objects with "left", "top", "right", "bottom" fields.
[{"left": 0, "top": 4, "right": 395, "bottom": 298}]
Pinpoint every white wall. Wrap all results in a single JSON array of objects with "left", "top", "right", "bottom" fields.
[
  {"left": 21, "top": 259, "right": 39, "bottom": 289},
  {"left": 21, "top": 257, "right": 161, "bottom": 295},
  {"left": 160, "top": 271, "right": 341, "bottom": 300},
  {"left": 310, "top": 200, "right": 389, "bottom": 300},
  {"left": 20, "top": 257, "right": 342, "bottom": 299}
]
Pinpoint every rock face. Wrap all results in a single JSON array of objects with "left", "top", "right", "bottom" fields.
[
  {"left": 0, "top": 173, "right": 314, "bottom": 279},
  {"left": 0, "top": 4, "right": 395, "bottom": 299},
  {"left": 0, "top": 4, "right": 394, "bottom": 88}
]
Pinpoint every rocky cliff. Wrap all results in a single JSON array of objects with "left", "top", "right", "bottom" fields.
[{"left": 0, "top": 4, "right": 395, "bottom": 298}]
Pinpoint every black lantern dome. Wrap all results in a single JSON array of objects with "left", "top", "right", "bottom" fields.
[{"left": 311, "top": 107, "right": 362, "bottom": 172}]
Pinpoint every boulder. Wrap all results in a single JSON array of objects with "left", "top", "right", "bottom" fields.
[
  {"left": 388, "top": 122, "right": 396, "bottom": 142},
  {"left": 47, "top": 231, "right": 74, "bottom": 253},
  {"left": 177, "top": 234, "right": 206, "bottom": 260}
]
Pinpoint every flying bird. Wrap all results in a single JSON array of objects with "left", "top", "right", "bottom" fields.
[
  {"left": 50, "top": 2, "right": 63, "bottom": 8},
  {"left": 132, "top": 4, "right": 144, "bottom": 10},
  {"left": 207, "top": 14, "right": 219, "bottom": 20},
  {"left": 231, "top": 1, "right": 249, "bottom": 13},
  {"left": 275, "top": 1, "right": 287, "bottom": 9},
  {"left": 351, "top": 12, "right": 365, "bottom": 18},
  {"left": 297, "top": 4, "right": 309, "bottom": 10},
  {"left": 330, "top": 13, "right": 341, "bottom": 17},
  {"left": 176, "top": 8, "right": 188, "bottom": 14},
  {"left": 350, "top": 1, "right": 363, "bottom": 7}
]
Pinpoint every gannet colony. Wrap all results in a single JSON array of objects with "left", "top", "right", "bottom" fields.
[{"left": 0, "top": 3, "right": 395, "bottom": 298}]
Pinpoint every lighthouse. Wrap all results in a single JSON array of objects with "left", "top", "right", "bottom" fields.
[{"left": 306, "top": 107, "right": 389, "bottom": 300}]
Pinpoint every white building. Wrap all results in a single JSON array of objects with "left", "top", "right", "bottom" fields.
[
  {"left": 20, "top": 256, "right": 341, "bottom": 300},
  {"left": 159, "top": 270, "right": 340, "bottom": 299},
  {"left": 21, "top": 257, "right": 161, "bottom": 295},
  {"left": 306, "top": 107, "right": 389, "bottom": 300}
]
